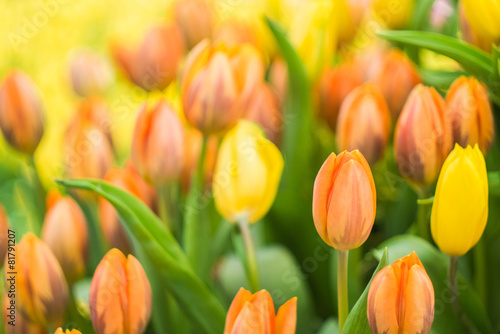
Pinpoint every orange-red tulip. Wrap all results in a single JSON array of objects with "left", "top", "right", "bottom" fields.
[
  {"left": 394, "top": 85, "right": 452, "bottom": 190},
  {"left": 0, "top": 70, "right": 45, "bottom": 154},
  {"left": 173, "top": 0, "right": 213, "bottom": 49},
  {"left": 3, "top": 294, "right": 47, "bottom": 334},
  {"left": 245, "top": 83, "right": 283, "bottom": 145},
  {"left": 0, "top": 203, "right": 8, "bottom": 269},
  {"left": 445, "top": 76, "right": 494, "bottom": 154},
  {"left": 316, "top": 61, "right": 363, "bottom": 131},
  {"left": 41, "top": 191, "right": 88, "bottom": 284},
  {"left": 131, "top": 100, "right": 185, "bottom": 184},
  {"left": 68, "top": 48, "right": 113, "bottom": 97},
  {"left": 368, "top": 49, "right": 421, "bottom": 119},
  {"left": 113, "top": 24, "right": 185, "bottom": 91},
  {"left": 336, "top": 84, "right": 391, "bottom": 165},
  {"left": 16, "top": 233, "right": 68, "bottom": 326},
  {"left": 367, "top": 252, "right": 434, "bottom": 334},
  {"left": 89, "top": 249, "right": 152, "bottom": 334},
  {"left": 313, "top": 150, "right": 376, "bottom": 250},
  {"left": 224, "top": 288, "right": 297, "bottom": 334},
  {"left": 181, "top": 40, "right": 264, "bottom": 134}
]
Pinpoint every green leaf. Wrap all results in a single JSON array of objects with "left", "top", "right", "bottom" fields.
[
  {"left": 342, "top": 247, "right": 389, "bottom": 334},
  {"left": 57, "top": 179, "right": 226, "bottom": 334},
  {"left": 418, "top": 68, "right": 467, "bottom": 89},
  {"left": 488, "top": 172, "right": 500, "bottom": 196}
]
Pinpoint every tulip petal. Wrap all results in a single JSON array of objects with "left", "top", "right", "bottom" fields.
[{"left": 276, "top": 297, "right": 297, "bottom": 334}]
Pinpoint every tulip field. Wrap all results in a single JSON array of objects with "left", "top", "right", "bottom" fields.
[{"left": 2, "top": 0, "right": 500, "bottom": 333}]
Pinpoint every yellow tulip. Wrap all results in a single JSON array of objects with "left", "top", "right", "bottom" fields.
[
  {"left": 371, "top": 0, "right": 415, "bottom": 29},
  {"left": 54, "top": 328, "right": 82, "bottom": 334},
  {"left": 431, "top": 144, "right": 488, "bottom": 256},
  {"left": 213, "top": 120, "right": 284, "bottom": 223},
  {"left": 462, "top": 0, "right": 500, "bottom": 40}
]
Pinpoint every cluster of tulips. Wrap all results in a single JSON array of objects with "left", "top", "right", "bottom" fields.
[{"left": 0, "top": 0, "right": 500, "bottom": 333}]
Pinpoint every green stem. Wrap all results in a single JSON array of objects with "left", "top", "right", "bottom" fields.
[
  {"left": 473, "top": 239, "right": 487, "bottom": 304},
  {"left": 237, "top": 218, "right": 259, "bottom": 292},
  {"left": 28, "top": 156, "right": 46, "bottom": 221},
  {"left": 157, "top": 185, "right": 172, "bottom": 230},
  {"left": 416, "top": 189, "right": 432, "bottom": 241},
  {"left": 338, "top": 250, "right": 349, "bottom": 333}
]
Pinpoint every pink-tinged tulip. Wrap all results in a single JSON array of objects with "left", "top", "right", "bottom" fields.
[
  {"left": 41, "top": 191, "right": 88, "bottom": 284},
  {"left": 430, "top": 0, "right": 454, "bottom": 31},
  {"left": 68, "top": 48, "right": 113, "bottom": 97},
  {"left": 67, "top": 97, "right": 113, "bottom": 146},
  {"left": 316, "top": 61, "right": 363, "bottom": 131},
  {"left": 367, "top": 49, "right": 421, "bottom": 119},
  {"left": 3, "top": 294, "right": 47, "bottom": 334},
  {"left": 269, "top": 57, "right": 288, "bottom": 107},
  {"left": 224, "top": 288, "right": 297, "bottom": 334},
  {"left": 0, "top": 70, "right": 44, "bottom": 154},
  {"left": 89, "top": 249, "right": 152, "bottom": 334},
  {"left": 445, "top": 76, "right": 495, "bottom": 154},
  {"left": 336, "top": 84, "right": 391, "bottom": 165},
  {"left": 113, "top": 24, "right": 185, "bottom": 91},
  {"left": 174, "top": 0, "right": 213, "bottom": 49},
  {"left": 394, "top": 85, "right": 452, "bottom": 190},
  {"left": 131, "top": 100, "right": 185, "bottom": 184},
  {"left": 16, "top": 233, "right": 68, "bottom": 326},
  {"left": 245, "top": 83, "right": 283, "bottom": 145},
  {"left": 213, "top": 21, "right": 259, "bottom": 49},
  {"left": 54, "top": 329, "right": 81, "bottom": 334},
  {"left": 312, "top": 150, "right": 376, "bottom": 250},
  {"left": 367, "top": 252, "right": 434, "bottom": 334},
  {"left": 181, "top": 40, "right": 264, "bottom": 134},
  {"left": 124, "top": 160, "right": 157, "bottom": 209},
  {"left": 0, "top": 203, "right": 8, "bottom": 268}
]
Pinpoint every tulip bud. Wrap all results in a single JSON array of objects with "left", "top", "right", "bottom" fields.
[
  {"left": 367, "top": 252, "right": 434, "bottom": 334},
  {"left": 3, "top": 294, "right": 47, "bottom": 334},
  {"left": 312, "top": 150, "right": 376, "bottom": 250},
  {"left": 245, "top": 83, "right": 283, "bottom": 145},
  {"left": 336, "top": 0, "right": 368, "bottom": 45},
  {"left": 367, "top": 49, "right": 421, "bottom": 119},
  {"left": 316, "top": 61, "right": 363, "bottom": 131},
  {"left": 0, "top": 70, "right": 45, "bottom": 154},
  {"left": 124, "top": 160, "right": 157, "bottom": 209},
  {"left": 89, "top": 249, "right": 152, "bottom": 334},
  {"left": 113, "top": 24, "right": 185, "bottom": 91},
  {"left": 336, "top": 84, "right": 391, "bottom": 165},
  {"left": 269, "top": 57, "right": 288, "bottom": 107},
  {"left": 462, "top": 0, "right": 500, "bottom": 41},
  {"left": 181, "top": 40, "right": 264, "bottom": 134},
  {"left": 431, "top": 144, "right": 488, "bottom": 256},
  {"left": 458, "top": 1, "right": 496, "bottom": 52},
  {"left": 430, "top": 0, "right": 453, "bottom": 31},
  {"left": 224, "top": 288, "right": 297, "bottom": 334},
  {"left": 394, "top": 85, "right": 452, "bottom": 190},
  {"left": 131, "top": 100, "right": 185, "bottom": 184},
  {"left": 54, "top": 329, "right": 81, "bottom": 334},
  {"left": 41, "top": 192, "right": 88, "bottom": 284},
  {"left": 213, "top": 120, "right": 284, "bottom": 224},
  {"left": 0, "top": 203, "right": 8, "bottom": 269},
  {"left": 213, "top": 21, "right": 259, "bottom": 49},
  {"left": 17, "top": 233, "right": 68, "bottom": 326},
  {"left": 371, "top": 0, "right": 415, "bottom": 29},
  {"left": 68, "top": 48, "right": 113, "bottom": 97},
  {"left": 173, "top": 0, "right": 213, "bottom": 49},
  {"left": 445, "top": 76, "right": 494, "bottom": 154}
]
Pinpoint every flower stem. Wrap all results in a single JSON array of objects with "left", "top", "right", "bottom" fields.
[
  {"left": 237, "top": 218, "right": 259, "bottom": 292},
  {"left": 416, "top": 190, "right": 432, "bottom": 241},
  {"left": 338, "top": 250, "right": 349, "bottom": 333}
]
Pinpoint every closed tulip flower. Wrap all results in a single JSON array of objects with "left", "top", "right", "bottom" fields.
[
  {"left": 0, "top": 70, "right": 44, "bottom": 154},
  {"left": 54, "top": 329, "right": 81, "bottom": 334},
  {"left": 458, "top": 1, "right": 496, "bottom": 52},
  {"left": 312, "top": 150, "right": 376, "bottom": 250},
  {"left": 17, "top": 233, "right": 68, "bottom": 326},
  {"left": 336, "top": 84, "right": 391, "bottom": 165},
  {"left": 131, "top": 100, "right": 185, "bottom": 184},
  {"left": 181, "top": 40, "right": 264, "bottom": 134},
  {"left": 42, "top": 192, "right": 88, "bottom": 284},
  {"left": 462, "top": 0, "right": 500, "bottom": 41},
  {"left": 0, "top": 203, "right": 8, "bottom": 268},
  {"left": 213, "top": 120, "right": 284, "bottom": 224},
  {"left": 367, "top": 49, "right": 421, "bottom": 119},
  {"left": 89, "top": 249, "right": 152, "bottom": 334},
  {"left": 316, "top": 61, "right": 363, "bottom": 131},
  {"left": 371, "top": 0, "right": 415, "bottom": 29},
  {"left": 394, "top": 85, "right": 452, "bottom": 191},
  {"left": 173, "top": 0, "right": 213, "bottom": 49},
  {"left": 224, "top": 288, "right": 297, "bottom": 334},
  {"left": 3, "top": 295, "right": 46, "bottom": 334},
  {"left": 367, "top": 252, "right": 434, "bottom": 334},
  {"left": 269, "top": 57, "right": 288, "bottom": 107},
  {"left": 431, "top": 144, "right": 488, "bottom": 256},
  {"left": 445, "top": 76, "right": 494, "bottom": 154},
  {"left": 68, "top": 48, "right": 113, "bottom": 97}
]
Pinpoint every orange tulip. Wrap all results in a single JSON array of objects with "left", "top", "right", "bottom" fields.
[
  {"left": 0, "top": 70, "right": 44, "bottom": 154},
  {"left": 89, "top": 249, "right": 152, "bottom": 334},
  {"left": 269, "top": 57, "right": 288, "bottom": 107},
  {"left": 312, "top": 150, "right": 376, "bottom": 250},
  {"left": 173, "top": 0, "right": 213, "bottom": 49},
  {"left": 367, "top": 252, "right": 434, "bottom": 334},
  {"left": 213, "top": 21, "right": 259, "bottom": 49},
  {"left": 336, "top": 84, "right": 391, "bottom": 165},
  {"left": 367, "top": 49, "right": 421, "bottom": 119},
  {"left": 181, "top": 40, "right": 264, "bottom": 134},
  {"left": 224, "top": 288, "right": 297, "bottom": 334},
  {"left": 0, "top": 203, "right": 8, "bottom": 268},
  {"left": 41, "top": 191, "right": 88, "bottom": 284},
  {"left": 113, "top": 24, "right": 185, "bottom": 91},
  {"left": 316, "top": 61, "right": 363, "bottom": 131},
  {"left": 245, "top": 83, "right": 283, "bottom": 145},
  {"left": 68, "top": 48, "right": 113, "bottom": 97},
  {"left": 54, "top": 329, "right": 81, "bottom": 334},
  {"left": 3, "top": 294, "right": 47, "bottom": 334},
  {"left": 394, "top": 85, "right": 452, "bottom": 190},
  {"left": 131, "top": 100, "right": 185, "bottom": 184},
  {"left": 16, "top": 233, "right": 68, "bottom": 326},
  {"left": 445, "top": 76, "right": 495, "bottom": 154}
]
